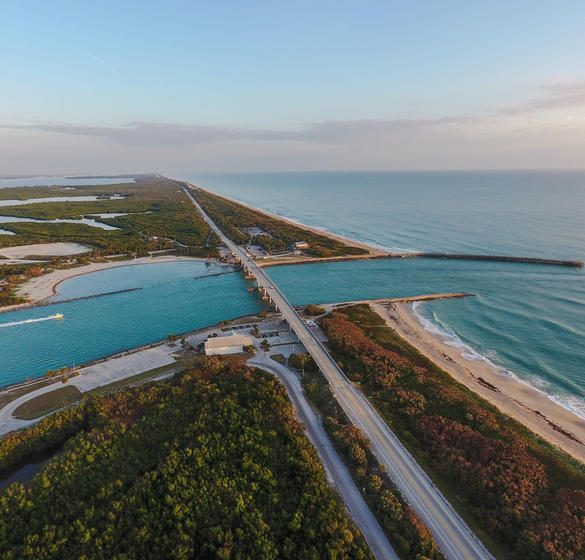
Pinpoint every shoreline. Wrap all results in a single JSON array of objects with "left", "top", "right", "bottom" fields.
[
  {"left": 369, "top": 300, "right": 585, "bottom": 463},
  {"left": 2, "top": 255, "right": 220, "bottom": 313},
  {"left": 186, "top": 182, "right": 390, "bottom": 257}
]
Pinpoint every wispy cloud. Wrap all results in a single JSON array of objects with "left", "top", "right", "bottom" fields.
[
  {"left": 86, "top": 51, "right": 105, "bottom": 65},
  {"left": 494, "top": 81, "right": 585, "bottom": 116},
  {"left": 0, "top": 117, "right": 477, "bottom": 148},
  {"left": 1, "top": 79, "right": 584, "bottom": 173}
]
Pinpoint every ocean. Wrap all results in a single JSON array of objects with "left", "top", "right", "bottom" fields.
[
  {"left": 0, "top": 171, "right": 583, "bottom": 419},
  {"left": 183, "top": 171, "right": 585, "bottom": 417}
]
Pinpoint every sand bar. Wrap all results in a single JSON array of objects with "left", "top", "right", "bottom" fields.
[{"left": 368, "top": 300, "right": 585, "bottom": 463}]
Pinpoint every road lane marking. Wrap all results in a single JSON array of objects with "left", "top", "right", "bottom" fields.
[
  {"left": 341, "top": 387, "right": 475, "bottom": 560},
  {"left": 182, "top": 184, "right": 485, "bottom": 560}
]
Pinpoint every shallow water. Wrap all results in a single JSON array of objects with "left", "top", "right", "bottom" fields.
[
  {"left": 0, "top": 195, "right": 124, "bottom": 207},
  {"left": 0, "top": 261, "right": 261, "bottom": 386},
  {"left": 0, "top": 215, "right": 118, "bottom": 231}
]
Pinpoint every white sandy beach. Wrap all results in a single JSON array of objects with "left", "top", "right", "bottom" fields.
[{"left": 369, "top": 301, "right": 585, "bottom": 463}]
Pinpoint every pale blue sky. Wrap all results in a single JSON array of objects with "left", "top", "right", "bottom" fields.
[{"left": 1, "top": 1, "right": 585, "bottom": 173}]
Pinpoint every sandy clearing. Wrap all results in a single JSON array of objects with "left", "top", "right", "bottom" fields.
[
  {"left": 370, "top": 300, "right": 585, "bottom": 464},
  {"left": 0, "top": 242, "right": 91, "bottom": 260}
]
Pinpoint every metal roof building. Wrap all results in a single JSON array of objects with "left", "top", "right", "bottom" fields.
[{"left": 204, "top": 331, "right": 254, "bottom": 356}]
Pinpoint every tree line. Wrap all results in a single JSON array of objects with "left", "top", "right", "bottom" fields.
[{"left": 0, "top": 355, "right": 372, "bottom": 559}]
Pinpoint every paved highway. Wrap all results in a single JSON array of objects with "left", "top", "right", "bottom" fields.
[
  {"left": 182, "top": 184, "right": 494, "bottom": 560},
  {"left": 249, "top": 355, "right": 398, "bottom": 560}
]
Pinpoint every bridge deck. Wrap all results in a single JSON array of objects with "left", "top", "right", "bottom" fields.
[{"left": 181, "top": 183, "right": 494, "bottom": 560}]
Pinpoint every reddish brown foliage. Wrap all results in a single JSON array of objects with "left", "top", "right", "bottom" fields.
[
  {"left": 416, "top": 415, "right": 548, "bottom": 520},
  {"left": 525, "top": 489, "right": 585, "bottom": 559},
  {"left": 323, "top": 314, "right": 410, "bottom": 386}
]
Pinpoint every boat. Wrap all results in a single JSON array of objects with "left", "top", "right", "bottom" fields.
[{"left": 53, "top": 313, "right": 64, "bottom": 320}]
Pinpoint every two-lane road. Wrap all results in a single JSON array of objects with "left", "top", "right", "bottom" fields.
[
  {"left": 249, "top": 355, "right": 399, "bottom": 560},
  {"left": 182, "top": 183, "right": 494, "bottom": 560}
]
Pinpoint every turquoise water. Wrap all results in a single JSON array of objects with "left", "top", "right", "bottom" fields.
[
  {"left": 182, "top": 171, "right": 585, "bottom": 416},
  {"left": 0, "top": 261, "right": 261, "bottom": 386},
  {"left": 1, "top": 171, "right": 584, "bottom": 418},
  {"left": 266, "top": 259, "right": 585, "bottom": 415}
]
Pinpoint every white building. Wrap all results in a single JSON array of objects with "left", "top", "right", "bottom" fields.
[
  {"left": 204, "top": 331, "right": 254, "bottom": 356},
  {"left": 293, "top": 241, "right": 309, "bottom": 250}
]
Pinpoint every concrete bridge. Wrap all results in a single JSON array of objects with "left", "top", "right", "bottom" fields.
[{"left": 181, "top": 184, "right": 494, "bottom": 560}]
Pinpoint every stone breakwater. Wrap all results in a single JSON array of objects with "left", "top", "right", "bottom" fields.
[{"left": 0, "top": 288, "right": 142, "bottom": 314}]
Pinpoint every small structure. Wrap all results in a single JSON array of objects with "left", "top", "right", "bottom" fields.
[
  {"left": 293, "top": 241, "right": 309, "bottom": 250},
  {"left": 205, "top": 331, "right": 253, "bottom": 356}
]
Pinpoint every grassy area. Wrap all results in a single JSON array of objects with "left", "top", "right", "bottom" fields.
[
  {"left": 88, "top": 362, "right": 181, "bottom": 395},
  {"left": 13, "top": 386, "right": 82, "bottom": 420},
  {"left": 9, "top": 361, "right": 181, "bottom": 422},
  {"left": 269, "top": 354, "right": 286, "bottom": 365},
  {"left": 0, "top": 379, "right": 57, "bottom": 409}
]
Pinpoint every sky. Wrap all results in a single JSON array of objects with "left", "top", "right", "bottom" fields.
[{"left": 1, "top": 0, "right": 585, "bottom": 174}]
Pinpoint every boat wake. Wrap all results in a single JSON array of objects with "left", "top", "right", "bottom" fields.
[{"left": 0, "top": 315, "right": 61, "bottom": 328}]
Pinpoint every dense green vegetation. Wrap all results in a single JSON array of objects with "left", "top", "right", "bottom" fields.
[
  {"left": 288, "top": 352, "right": 318, "bottom": 373},
  {"left": 188, "top": 185, "right": 368, "bottom": 258},
  {"left": 13, "top": 386, "right": 82, "bottom": 420},
  {"left": 321, "top": 304, "right": 585, "bottom": 560},
  {"left": 0, "top": 356, "right": 372, "bottom": 559},
  {"left": 0, "top": 177, "right": 216, "bottom": 255},
  {"left": 0, "top": 178, "right": 217, "bottom": 307},
  {"left": 305, "top": 304, "right": 326, "bottom": 315},
  {"left": 301, "top": 367, "right": 443, "bottom": 560}
]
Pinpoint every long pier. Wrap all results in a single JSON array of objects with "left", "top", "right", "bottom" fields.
[
  {"left": 192, "top": 270, "right": 236, "bottom": 280},
  {"left": 399, "top": 253, "right": 583, "bottom": 268},
  {"left": 257, "top": 252, "right": 583, "bottom": 269}
]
